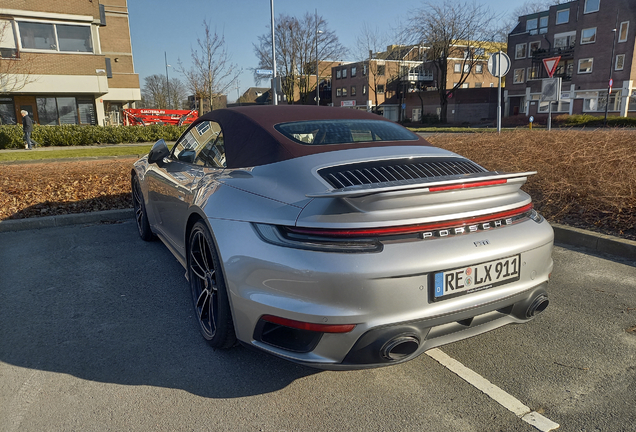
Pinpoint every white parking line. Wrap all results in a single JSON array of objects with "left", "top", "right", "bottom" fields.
[{"left": 426, "top": 348, "right": 560, "bottom": 432}]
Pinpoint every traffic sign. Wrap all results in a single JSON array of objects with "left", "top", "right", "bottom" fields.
[
  {"left": 542, "top": 57, "right": 561, "bottom": 78},
  {"left": 487, "top": 52, "right": 511, "bottom": 77},
  {"left": 256, "top": 69, "right": 273, "bottom": 76}
]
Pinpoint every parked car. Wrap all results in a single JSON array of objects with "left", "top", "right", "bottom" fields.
[{"left": 131, "top": 105, "right": 554, "bottom": 370}]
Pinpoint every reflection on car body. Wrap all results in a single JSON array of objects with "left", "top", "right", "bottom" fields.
[{"left": 131, "top": 105, "right": 554, "bottom": 370}]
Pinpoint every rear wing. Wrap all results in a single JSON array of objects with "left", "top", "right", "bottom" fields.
[{"left": 306, "top": 171, "right": 536, "bottom": 198}]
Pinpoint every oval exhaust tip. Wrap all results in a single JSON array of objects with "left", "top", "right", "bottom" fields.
[
  {"left": 527, "top": 295, "right": 549, "bottom": 318},
  {"left": 381, "top": 336, "right": 420, "bottom": 361}
]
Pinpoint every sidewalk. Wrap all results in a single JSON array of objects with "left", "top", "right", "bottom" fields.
[{"left": 1, "top": 209, "right": 634, "bottom": 262}]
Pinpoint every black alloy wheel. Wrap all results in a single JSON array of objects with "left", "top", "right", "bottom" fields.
[
  {"left": 188, "top": 221, "right": 236, "bottom": 349},
  {"left": 131, "top": 175, "right": 154, "bottom": 241}
]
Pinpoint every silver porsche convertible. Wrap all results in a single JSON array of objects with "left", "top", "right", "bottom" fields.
[{"left": 131, "top": 106, "right": 553, "bottom": 369}]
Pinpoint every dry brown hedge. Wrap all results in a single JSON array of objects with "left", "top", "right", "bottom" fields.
[
  {"left": 427, "top": 130, "right": 636, "bottom": 240},
  {"left": 1, "top": 129, "right": 634, "bottom": 240}
]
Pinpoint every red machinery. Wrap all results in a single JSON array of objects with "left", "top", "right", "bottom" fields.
[{"left": 123, "top": 108, "right": 198, "bottom": 126}]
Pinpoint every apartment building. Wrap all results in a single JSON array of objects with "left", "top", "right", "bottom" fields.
[
  {"left": 505, "top": 0, "right": 635, "bottom": 118},
  {"left": 333, "top": 43, "right": 504, "bottom": 121},
  {"left": 0, "top": 0, "right": 140, "bottom": 126}
]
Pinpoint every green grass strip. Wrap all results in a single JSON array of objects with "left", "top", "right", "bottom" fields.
[{"left": 0, "top": 145, "right": 153, "bottom": 163}]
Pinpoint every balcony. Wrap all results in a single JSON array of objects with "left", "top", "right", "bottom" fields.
[{"left": 401, "top": 71, "right": 434, "bottom": 82}]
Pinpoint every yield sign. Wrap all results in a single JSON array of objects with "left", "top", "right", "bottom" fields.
[{"left": 542, "top": 56, "right": 561, "bottom": 78}]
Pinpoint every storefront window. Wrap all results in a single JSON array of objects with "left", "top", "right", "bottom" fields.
[
  {"left": 78, "top": 99, "right": 96, "bottom": 124},
  {"left": 37, "top": 97, "right": 59, "bottom": 125},
  {"left": 0, "top": 98, "right": 16, "bottom": 125},
  {"left": 57, "top": 97, "right": 78, "bottom": 124}
]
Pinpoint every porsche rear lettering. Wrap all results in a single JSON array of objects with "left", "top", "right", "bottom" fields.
[{"left": 421, "top": 217, "right": 514, "bottom": 239}]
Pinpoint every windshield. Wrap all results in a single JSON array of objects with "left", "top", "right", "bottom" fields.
[{"left": 275, "top": 119, "right": 419, "bottom": 145}]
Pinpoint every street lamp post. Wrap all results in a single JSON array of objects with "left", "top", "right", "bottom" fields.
[
  {"left": 316, "top": 24, "right": 322, "bottom": 105},
  {"left": 604, "top": 17, "right": 619, "bottom": 126},
  {"left": 165, "top": 52, "right": 171, "bottom": 109},
  {"left": 270, "top": 0, "right": 277, "bottom": 105}
]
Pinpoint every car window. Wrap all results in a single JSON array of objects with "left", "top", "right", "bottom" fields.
[
  {"left": 275, "top": 120, "right": 419, "bottom": 145},
  {"left": 171, "top": 120, "right": 226, "bottom": 168}
]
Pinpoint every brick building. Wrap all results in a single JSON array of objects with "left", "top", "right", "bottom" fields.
[
  {"left": 505, "top": 0, "right": 636, "bottom": 118},
  {"left": 333, "top": 43, "right": 505, "bottom": 121},
  {"left": 0, "top": 0, "right": 140, "bottom": 126}
]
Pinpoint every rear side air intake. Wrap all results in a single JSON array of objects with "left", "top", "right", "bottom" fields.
[{"left": 318, "top": 157, "right": 486, "bottom": 189}]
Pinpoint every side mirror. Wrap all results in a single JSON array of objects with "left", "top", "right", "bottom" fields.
[
  {"left": 177, "top": 149, "right": 196, "bottom": 164},
  {"left": 148, "top": 139, "right": 170, "bottom": 165}
]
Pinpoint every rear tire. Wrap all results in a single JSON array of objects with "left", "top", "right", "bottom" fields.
[
  {"left": 131, "top": 174, "right": 154, "bottom": 241},
  {"left": 188, "top": 221, "right": 236, "bottom": 349}
]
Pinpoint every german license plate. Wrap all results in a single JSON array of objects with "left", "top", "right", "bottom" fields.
[{"left": 433, "top": 255, "right": 521, "bottom": 299}]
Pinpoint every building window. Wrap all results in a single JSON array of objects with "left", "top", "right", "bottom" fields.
[
  {"left": 619, "top": 22, "right": 629, "bottom": 43},
  {"left": 554, "top": 32, "right": 576, "bottom": 49},
  {"left": 0, "top": 97, "right": 17, "bottom": 125},
  {"left": 513, "top": 68, "right": 525, "bottom": 84},
  {"left": 36, "top": 97, "right": 95, "bottom": 125},
  {"left": 615, "top": 54, "right": 625, "bottom": 70},
  {"left": 583, "top": 90, "right": 621, "bottom": 112},
  {"left": 351, "top": 66, "right": 357, "bottom": 77},
  {"left": 377, "top": 65, "right": 385, "bottom": 76},
  {"left": 454, "top": 63, "right": 461, "bottom": 73},
  {"left": 463, "top": 64, "right": 470, "bottom": 73},
  {"left": 584, "top": 0, "right": 600, "bottom": 14},
  {"left": 528, "top": 65, "right": 540, "bottom": 80},
  {"left": 342, "top": 68, "right": 347, "bottom": 78},
  {"left": 362, "top": 85, "right": 367, "bottom": 95},
  {"left": 539, "top": 100, "right": 570, "bottom": 113},
  {"left": 0, "top": 20, "right": 18, "bottom": 58},
  {"left": 529, "top": 41, "right": 541, "bottom": 53},
  {"left": 336, "top": 70, "right": 341, "bottom": 79},
  {"left": 342, "top": 87, "right": 347, "bottom": 97},
  {"left": 474, "top": 82, "right": 482, "bottom": 88},
  {"left": 581, "top": 28, "right": 597, "bottom": 44},
  {"left": 578, "top": 58, "right": 593, "bottom": 74},
  {"left": 490, "top": 83, "right": 494, "bottom": 87},
  {"left": 377, "top": 84, "right": 384, "bottom": 94},
  {"left": 539, "top": 16, "right": 548, "bottom": 34},
  {"left": 412, "top": 108, "right": 421, "bottom": 122},
  {"left": 17, "top": 21, "right": 93, "bottom": 53},
  {"left": 515, "top": 43, "right": 526, "bottom": 59},
  {"left": 351, "top": 86, "right": 356, "bottom": 96},
  {"left": 475, "top": 48, "right": 485, "bottom": 57},
  {"left": 556, "top": 9, "right": 570, "bottom": 24},
  {"left": 475, "top": 64, "right": 483, "bottom": 74},
  {"left": 461, "top": 83, "right": 469, "bottom": 89},
  {"left": 336, "top": 88, "right": 342, "bottom": 97},
  {"left": 526, "top": 18, "right": 538, "bottom": 34},
  {"left": 363, "top": 64, "right": 367, "bottom": 75}
]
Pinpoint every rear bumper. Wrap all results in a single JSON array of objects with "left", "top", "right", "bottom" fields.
[{"left": 209, "top": 216, "right": 554, "bottom": 369}]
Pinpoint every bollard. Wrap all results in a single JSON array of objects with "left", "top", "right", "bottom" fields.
[{"left": 529, "top": 116, "right": 534, "bottom": 130}]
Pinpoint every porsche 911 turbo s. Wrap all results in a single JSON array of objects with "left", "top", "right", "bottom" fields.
[{"left": 131, "top": 105, "right": 553, "bottom": 370}]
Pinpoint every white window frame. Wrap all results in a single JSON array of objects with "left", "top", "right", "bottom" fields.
[
  {"left": 526, "top": 18, "right": 538, "bottom": 33},
  {"left": 578, "top": 58, "right": 594, "bottom": 74},
  {"left": 539, "top": 16, "right": 549, "bottom": 34},
  {"left": 556, "top": 9, "right": 570, "bottom": 25},
  {"left": 515, "top": 43, "right": 526, "bottom": 59},
  {"left": 618, "top": 21, "right": 629, "bottom": 43},
  {"left": 461, "top": 83, "right": 469, "bottom": 89},
  {"left": 14, "top": 19, "right": 94, "bottom": 55},
  {"left": 529, "top": 41, "right": 541, "bottom": 53},
  {"left": 513, "top": 68, "right": 525, "bottom": 84},
  {"left": 475, "top": 64, "right": 483, "bottom": 74},
  {"left": 580, "top": 27, "right": 597, "bottom": 45},
  {"left": 584, "top": 0, "right": 600, "bottom": 14},
  {"left": 554, "top": 31, "right": 576, "bottom": 49},
  {"left": 615, "top": 54, "right": 625, "bottom": 71},
  {"left": 454, "top": 63, "right": 461, "bottom": 73},
  {"left": 463, "top": 64, "right": 470, "bottom": 73},
  {"left": 342, "top": 68, "right": 347, "bottom": 78}
]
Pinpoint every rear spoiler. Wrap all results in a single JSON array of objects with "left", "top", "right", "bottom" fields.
[{"left": 306, "top": 171, "right": 536, "bottom": 198}]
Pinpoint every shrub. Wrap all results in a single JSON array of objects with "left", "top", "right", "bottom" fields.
[{"left": 0, "top": 124, "right": 189, "bottom": 149}]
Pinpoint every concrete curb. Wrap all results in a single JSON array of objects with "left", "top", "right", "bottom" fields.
[
  {"left": 551, "top": 223, "right": 636, "bottom": 262},
  {"left": 1, "top": 212, "right": 634, "bottom": 262},
  {"left": 0, "top": 209, "right": 134, "bottom": 233}
]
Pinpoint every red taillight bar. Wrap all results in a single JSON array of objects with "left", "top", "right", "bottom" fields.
[
  {"left": 428, "top": 179, "right": 507, "bottom": 192},
  {"left": 261, "top": 315, "right": 356, "bottom": 333},
  {"left": 287, "top": 203, "right": 533, "bottom": 238}
]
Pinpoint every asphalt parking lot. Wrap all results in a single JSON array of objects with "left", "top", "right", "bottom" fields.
[{"left": 1, "top": 219, "right": 635, "bottom": 432}]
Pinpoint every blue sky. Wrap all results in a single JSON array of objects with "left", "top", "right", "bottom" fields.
[{"left": 128, "top": 0, "right": 514, "bottom": 102}]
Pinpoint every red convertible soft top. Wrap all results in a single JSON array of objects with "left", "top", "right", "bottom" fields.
[{"left": 189, "top": 105, "right": 432, "bottom": 168}]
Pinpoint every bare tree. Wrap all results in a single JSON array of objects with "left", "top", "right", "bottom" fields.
[
  {"left": 253, "top": 12, "right": 346, "bottom": 104},
  {"left": 177, "top": 20, "right": 240, "bottom": 113},
  {"left": 495, "top": 0, "right": 568, "bottom": 42},
  {"left": 407, "top": 1, "right": 497, "bottom": 123},
  {"left": 140, "top": 75, "right": 188, "bottom": 109},
  {"left": 0, "top": 20, "right": 35, "bottom": 97}
]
